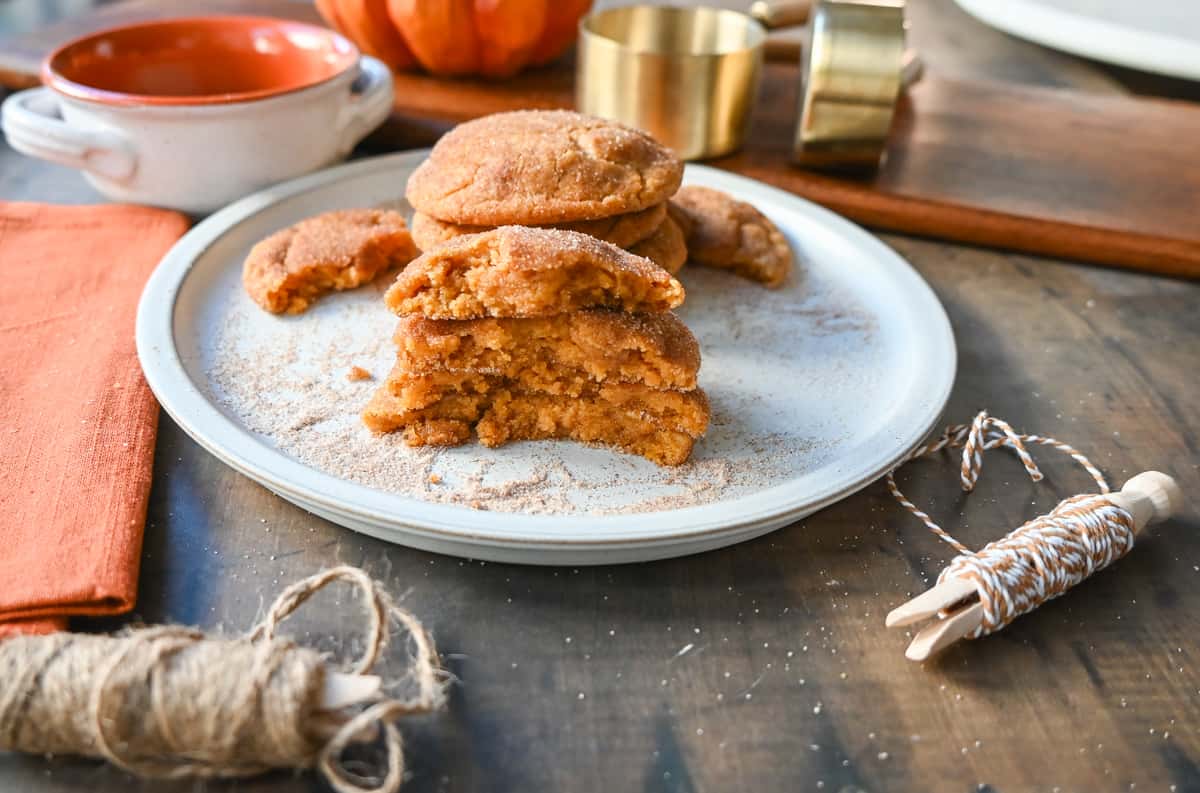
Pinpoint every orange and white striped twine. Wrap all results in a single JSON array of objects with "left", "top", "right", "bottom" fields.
[{"left": 886, "top": 411, "right": 1137, "bottom": 638}]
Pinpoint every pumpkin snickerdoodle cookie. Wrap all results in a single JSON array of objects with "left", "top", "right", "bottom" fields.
[
  {"left": 384, "top": 226, "right": 685, "bottom": 319},
  {"left": 243, "top": 208, "right": 417, "bottom": 314},
  {"left": 405, "top": 110, "right": 684, "bottom": 225},
  {"left": 410, "top": 203, "right": 666, "bottom": 251},
  {"left": 671, "top": 185, "right": 793, "bottom": 288}
]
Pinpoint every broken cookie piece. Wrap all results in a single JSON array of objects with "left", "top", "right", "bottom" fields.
[
  {"left": 393, "top": 310, "right": 700, "bottom": 391},
  {"left": 384, "top": 226, "right": 685, "bottom": 319},
  {"left": 362, "top": 374, "right": 709, "bottom": 466},
  {"left": 671, "top": 186, "right": 792, "bottom": 288},
  {"left": 243, "top": 208, "right": 418, "bottom": 314}
]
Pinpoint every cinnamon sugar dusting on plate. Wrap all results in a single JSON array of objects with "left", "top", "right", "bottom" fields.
[{"left": 202, "top": 234, "right": 882, "bottom": 516}]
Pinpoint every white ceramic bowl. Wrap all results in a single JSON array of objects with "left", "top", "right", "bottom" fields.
[{"left": 1, "top": 16, "right": 394, "bottom": 214}]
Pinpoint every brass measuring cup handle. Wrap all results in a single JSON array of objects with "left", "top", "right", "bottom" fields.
[
  {"left": 750, "top": 0, "right": 814, "bottom": 31},
  {"left": 750, "top": 0, "right": 812, "bottom": 62}
]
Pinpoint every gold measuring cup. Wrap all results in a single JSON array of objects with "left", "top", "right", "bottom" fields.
[
  {"left": 578, "top": 5, "right": 782, "bottom": 160},
  {"left": 577, "top": 1, "right": 914, "bottom": 166}
]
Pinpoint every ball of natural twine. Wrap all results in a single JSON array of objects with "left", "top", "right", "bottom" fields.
[{"left": 0, "top": 566, "right": 446, "bottom": 793}]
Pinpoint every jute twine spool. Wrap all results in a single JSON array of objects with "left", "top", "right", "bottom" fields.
[{"left": 0, "top": 566, "right": 447, "bottom": 793}]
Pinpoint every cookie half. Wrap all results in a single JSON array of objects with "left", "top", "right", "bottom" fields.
[
  {"left": 384, "top": 226, "right": 685, "bottom": 319},
  {"left": 362, "top": 375, "right": 709, "bottom": 466},
  {"left": 243, "top": 209, "right": 417, "bottom": 314}
]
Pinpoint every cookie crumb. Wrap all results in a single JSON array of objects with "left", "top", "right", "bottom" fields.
[
  {"left": 428, "top": 473, "right": 443, "bottom": 484},
  {"left": 346, "top": 365, "right": 373, "bottom": 382}
]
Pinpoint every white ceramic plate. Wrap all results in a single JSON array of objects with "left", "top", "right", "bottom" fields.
[
  {"left": 136, "top": 151, "right": 955, "bottom": 565},
  {"left": 955, "top": 0, "right": 1200, "bottom": 82}
]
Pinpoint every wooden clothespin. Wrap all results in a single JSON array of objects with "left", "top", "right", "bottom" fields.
[
  {"left": 320, "top": 672, "right": 383, "bottom": 710},
  {"left": 886, "top": 471, "right": 1183, "bottom": 661}
]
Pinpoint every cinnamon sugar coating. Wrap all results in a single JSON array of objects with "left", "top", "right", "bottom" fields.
[
  {"left": 671, "top": 186, "right": 793, "bottom": 288},
  {"left": 242, "top": 209, "right": 417, "bottom": 314},
  {"left": 405, "top": 110, "right": 684, "bottom": 225},
  {"left": 384, "top": 226, "right": 685, "bottom": 319},
  {"left": 410, "top": 203, "right": 666, "bottom": 251}
]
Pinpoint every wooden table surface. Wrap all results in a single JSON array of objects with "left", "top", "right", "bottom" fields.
[{"left": 2, "top": 1, "right": 1199, "bottom": 791}]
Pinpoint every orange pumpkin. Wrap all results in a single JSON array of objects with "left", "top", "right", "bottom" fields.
[
  {"left": 316, "top": 0, "right": 592, "bottom": 78},
  {"left": 337, "top": 0, "right": 417, "bottom": 70}
]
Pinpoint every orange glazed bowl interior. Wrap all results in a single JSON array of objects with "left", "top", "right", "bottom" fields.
[{"left": 43, "top": 16, "right": 359, "bottom": 106}]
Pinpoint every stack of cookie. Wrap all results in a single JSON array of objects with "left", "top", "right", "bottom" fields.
[
  {"left": 362, "top": 225, "right": 709, "bottom": 465},
  {"left": 405, "top": 110, "right": 688, "bottom": 277}
]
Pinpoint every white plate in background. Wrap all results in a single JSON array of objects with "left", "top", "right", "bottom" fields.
[{"left": 956, "top": 0, "right": 1200, "bottom": 81}]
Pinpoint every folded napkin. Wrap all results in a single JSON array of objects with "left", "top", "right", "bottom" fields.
[{"left": 0, "top": 202, "right": 189, "bottom": 637}]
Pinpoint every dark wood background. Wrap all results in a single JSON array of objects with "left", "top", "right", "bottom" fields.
[{"left": 2, "top": 1, "right": 1199, "bottom": 791}]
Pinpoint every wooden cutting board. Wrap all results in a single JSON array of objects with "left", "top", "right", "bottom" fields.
[{"left": 3, "top": 0, "right": 1198, "bottom": 278}]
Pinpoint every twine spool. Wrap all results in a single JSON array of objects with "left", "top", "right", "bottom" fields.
[
  {"left": 0, "top": 566, "right": 446, "bottom": 793},
  {"left": 887, "top": 411, "right": 1139, "bottom": 638}
]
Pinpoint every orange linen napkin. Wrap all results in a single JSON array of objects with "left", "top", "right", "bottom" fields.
[{"left": 0, "top": 202, "right": 189, "bottom": 637}]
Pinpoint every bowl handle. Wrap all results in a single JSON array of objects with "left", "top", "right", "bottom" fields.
[
  {"left": 336, "top": 56, "right": 394, "bottom": 157},
  {"left": 1, "top": 87, "right": 137, "bottom": 183}
]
